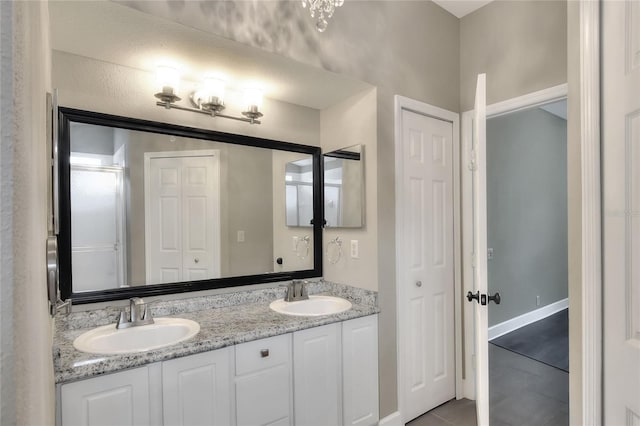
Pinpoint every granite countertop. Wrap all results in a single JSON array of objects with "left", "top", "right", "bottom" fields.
[{"left": 53, "top": 280, "right": 379, "bottom": 384}]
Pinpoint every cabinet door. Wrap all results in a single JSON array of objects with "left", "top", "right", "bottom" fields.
[
  {"left": 342, "top": 315, "right": 379, "bottom": 426},
  {"left": 60, "top": 366, "right": 152, "bottom": 426},
  {"left": 293, "top": 323, "right": 342, "bottom": 426},
  {"left": 235, "top": 334, "right": 293, "bottom": 426},
  {"left": 162, "top": 347, "right": 233, "bottom": 426}
]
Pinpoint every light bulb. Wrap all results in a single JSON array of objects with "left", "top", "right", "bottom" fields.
[
  {"left": 243, "top": 87, "right": 264, "bottom": 111},
  {"left": 203, "top": 77, "right": 226, "bottom": 105},
  {"left": 156, "top": 66, "right": 180, "bottom": 95}
]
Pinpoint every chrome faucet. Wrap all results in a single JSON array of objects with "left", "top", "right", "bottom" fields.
[
  {"left": 116, "top": 297, "right": 155, "bottom": 329},
  {"left": 284, "top": 280, "right": 309, "bottom": 302}
]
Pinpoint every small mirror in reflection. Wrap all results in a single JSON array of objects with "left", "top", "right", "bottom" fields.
[
  {"left": 285, "top": 157, "right": 314, "bottom": 227},
  {"left": 323, "top": 145, "right": 365, "bottom": 228}
]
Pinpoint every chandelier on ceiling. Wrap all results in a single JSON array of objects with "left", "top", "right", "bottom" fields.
[{"left": 302, "top": 0, "right": 344, "bottom": 32}]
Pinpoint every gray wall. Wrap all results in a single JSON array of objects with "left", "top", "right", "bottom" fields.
[
  {"left": 460, "top": 0, "right": 567, "bottom": 111},
  {"left": 70, "top": 123, "right": 115, "bottom": 155},
  {"left": 487, "top": 108, "right": 568, "bottom": 327}
]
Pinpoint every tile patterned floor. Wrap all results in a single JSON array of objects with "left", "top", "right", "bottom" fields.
[
  {"left": 406, "top": 398, "right": 477, "bottom": 426},
  {"left": 406, "top": 345, "right": 569, "bottom": 426}
]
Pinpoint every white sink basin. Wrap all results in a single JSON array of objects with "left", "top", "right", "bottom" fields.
[
  {"left": 269, "top": 295, "right": 352, "bottom": 317},
  {"left": 73, "top": 318, "right": 200, "bottom": 355}
]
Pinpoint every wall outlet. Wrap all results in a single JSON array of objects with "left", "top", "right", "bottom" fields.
[
  {"left": 237, "top": 230, "right": 245, "bottom": 243},
  {"left": 536, "top": 295, "right": 541, "bottom": 306},
  {"left": 350, "top": 240, "right": 359, "bottom": 259},
  {"left": 487, "top": 248, "right": 494, "bottom": 260}
]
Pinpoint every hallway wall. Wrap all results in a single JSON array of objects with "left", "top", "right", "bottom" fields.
[{"left": 487, "top": 108, "right": 568, "bottom": 327}]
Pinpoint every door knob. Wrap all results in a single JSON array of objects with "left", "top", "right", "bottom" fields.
[
  {"left": 466, "top": 291, "right": 480, "bottom": 303},
  {"left": 194, "top": 258, "right": 199, "bottom": 264},
  {"left": 416, "top": 281, "right": 422, "bottom": 287},
  {"left": 467, "top": 291, "right": 501, "bottom": 305}
]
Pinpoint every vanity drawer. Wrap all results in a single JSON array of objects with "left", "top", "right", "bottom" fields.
[{"left": 235, "top": 334, "right": 291, "bottom": 375}]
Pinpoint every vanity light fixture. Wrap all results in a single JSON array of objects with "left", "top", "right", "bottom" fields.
[
  {"left": 301, "top": 0, "right": 344, "bottom": 32},
  {"left": 154, "top": 68, "right": 264, "bottom": 124}
]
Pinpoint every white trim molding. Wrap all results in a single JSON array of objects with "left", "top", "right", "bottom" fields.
[
  {"left": 579, "top": 0, "right": 602, "bottom": 424},
  {"left": 394, "top": 95, "right": 462, "bottom": 422},
  {"left": 486, "top": 83, "right": 568, "bottom": 118},
  {"left": 378, "top": 411, "right": 402, "bottom": 426},
  {"left": 488, "top": 298, "right": 569, "bottom": 341}
]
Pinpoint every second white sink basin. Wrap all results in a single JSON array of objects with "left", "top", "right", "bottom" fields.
[
  {"left": 73, "top": 317, "right": 200, "bottom": 355},
  {"left": 269, "top": 295, "right": 352, "bottom": 317}
]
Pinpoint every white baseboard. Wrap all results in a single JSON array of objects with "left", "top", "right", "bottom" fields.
[
  {"left": 378, "top": 411, "right": 402, "bottom": 426},
  {"left": 488, "top": 298, "right": 568, "bottom": 341}
]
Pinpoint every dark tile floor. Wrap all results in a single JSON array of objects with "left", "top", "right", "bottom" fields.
[
  {"left": 406, "top": 345, "right": 569, "bottom": 426},
  {"left": 406, "top": 398, "right": 477, "bottom": 426},
  {"left": 491, "top": 309, "right": 569, "bottom": 372},
  {"left": 489, "top": 344, "right": 568, "bottom": 426}
]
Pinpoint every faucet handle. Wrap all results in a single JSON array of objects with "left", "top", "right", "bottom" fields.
[
  {"left": 141, "top": 304, "right": 153, "bottom": 321},
  {"left": 300, "top": 280, "right": 309, "bottom": 300},
  {"left": 116, "top": 310, "right": 128, "bottom": 329}
]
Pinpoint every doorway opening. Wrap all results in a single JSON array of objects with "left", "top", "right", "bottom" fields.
[{"left": 485, "top": 99, "right": 569, "bottom": 425}]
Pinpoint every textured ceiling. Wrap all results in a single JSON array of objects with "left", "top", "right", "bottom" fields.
[
  {"left": 49, "top": 1, "right": 371, "bottom": 110},
  {"left": 432, "top": 0, "right": 494, "bottom": 18}
]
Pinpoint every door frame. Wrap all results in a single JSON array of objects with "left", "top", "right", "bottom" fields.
[
  {"left": 394, "top": 95, "right": 462, "bottom": 423},
  {"left": 576, "top": 1, "right": 601, "bottom": 424},
  {"left": 460, "top": 83, "right": 568, "bottom": 400},
  {"left": 144, "top": 149, "right": 221, "bottom": 283}
]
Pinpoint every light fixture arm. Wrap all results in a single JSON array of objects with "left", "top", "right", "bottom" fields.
[{"left": 155, "top": 100, "right": 262, "bottom": 124}]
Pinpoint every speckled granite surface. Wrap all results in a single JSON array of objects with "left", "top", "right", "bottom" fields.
[{"left": 53, "top": 280, "right": 378, "bottom": 384}]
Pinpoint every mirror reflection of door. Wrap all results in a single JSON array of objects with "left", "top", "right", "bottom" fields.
[
  {"left": 285, "top": 158, "right": 314, "bottom": 227},
  {"left": 70, "top": 163, "right": 126, "bottom": 292},
  {"left": 144, "top": 150, "right": 221, "bottom": 285}
]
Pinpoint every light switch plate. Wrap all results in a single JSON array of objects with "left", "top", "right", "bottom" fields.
[
  {"left": 350, "top": 240, "right": 359, "bottom": 258},
  {"left": 237, "top": 230, "right": 245, "bottom": 243}
]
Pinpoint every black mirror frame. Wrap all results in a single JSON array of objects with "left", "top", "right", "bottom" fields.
[{"left": 58, "top": 107, "right": 323, "bottom": 304}]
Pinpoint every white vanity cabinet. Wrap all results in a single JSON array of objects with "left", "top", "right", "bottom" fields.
[
  {"left": 234, "top": 334, "right": 293, "bottom": 426},
  {"left": 293, "top": 322, "right": 342, "bottom": 426},
  {"left": 342, "top": 315, "right": 379, "bottom": 426},
  {"left": 162, "top": 347, "right": 233, "bottom": 426},
  {"left": 59, "top": 315, "right": 378, "bottom": 426},
  {"left": 59, "top": 364, "right": 161, "bottom": 426},
  {"left": 292, "top": 315, "right": 379, "bottom": 426}
]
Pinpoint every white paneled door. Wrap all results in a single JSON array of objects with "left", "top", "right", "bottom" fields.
[
  {"left": 470, "top": 73, "right": 489, "bottom": 426},
  {"left": 145, "top": 150, "right": 220, "bottom": 284},
  {"left": 400, "top": 109, "right": 455, "bottom": 421},
  {"left": 603, "top": 2, "right": 640, "bottom": 424}
]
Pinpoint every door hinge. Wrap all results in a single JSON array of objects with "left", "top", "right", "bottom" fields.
[{"left": 468, "top": 149, "right": 478, "bottom": 171}]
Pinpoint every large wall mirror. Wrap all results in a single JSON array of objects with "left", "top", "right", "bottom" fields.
[{"left": 58, "top": 108, "right": 322, "bottom": 304}]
